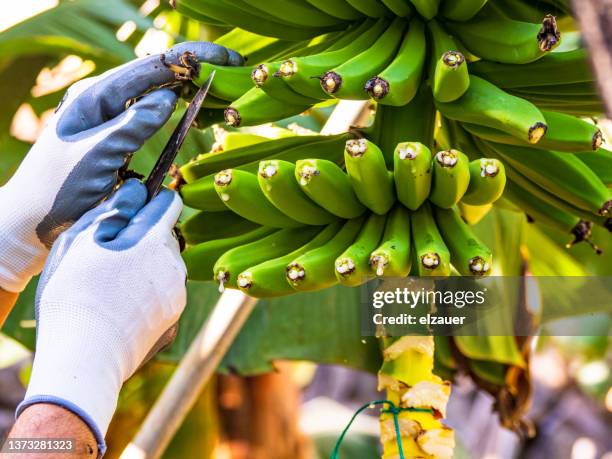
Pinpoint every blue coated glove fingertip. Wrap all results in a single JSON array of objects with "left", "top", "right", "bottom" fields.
[
  {"left": 227, "top": 49, "right": 245, "bottom": 66},
  {"left": 144, "top": 88, "right": 178, "bottom": 109},
  {"left": 153, "top": 188, "right": 178, "bottom": 207},
  {"left": 115, "top": 179, "right": 148, "bottom": 206}
]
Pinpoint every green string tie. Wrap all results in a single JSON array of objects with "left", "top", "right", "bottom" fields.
[{"left": 330, "top": 399, "right": 433, "bottom": 459}]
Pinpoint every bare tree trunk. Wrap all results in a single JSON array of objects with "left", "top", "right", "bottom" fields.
[
  {"left": 217, "top": 363, "right": 313, "bottom": 459},
  {"left": 572, "top": 0, "right": 612, "bottom": 117}
]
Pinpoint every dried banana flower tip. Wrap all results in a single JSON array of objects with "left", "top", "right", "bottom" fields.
[
  {"left": 345, "top": 139, "right": 368, "bottom": 157},
  {"left": 397, "top": 145, "right": 418, "bottom": 160},
  {"left": 320, "top": 71, "right": 342, "bottom": 94},
  {"left": 370, "top": 254, "right": 389, "bottom": 277},
  {"left": 259, "top": 161, "right": 278, "bottom": 179},
  {"left": 421, "top": 253, "right": 441, "bottom": 269},
  {"left": 364, "top": 76, "right": 390, "bottom": 99},
  {"left": 286, "top": 263, "right": 305, "bottom": 282},
  {"left": 214, "top": 170, "right": 233, "bottom": 186},
  {"left": 469, "top": 256, "right": 490, "bottom": 276},
  {"left": 592, "top": 130, "right": 604, "bottom": 150},
  {"left": 237, "top": 272, "right": 253, "bottom": 289},
  {"left": 224, "top": 108, "right": 241, "bottom": 127},
  {"left": 528, "top": 123, "right": 548, "bottom": 143},
  {"left": 335, "top": 257, "right": 356, "bottom": 276},
  {"left": 537, "top": 14, "right": 561, "bottom": 52},
  {"left": 275, "top": 60, "right": 297, "bottom": 77},
  {"left": 436, "top": 150, "right": 458, "bottom": 167},
  {"left": 251, "top": 64, "right": 269, "bottom": 86},
  {"left": 480, "top": 159, "right": 500, "bottom": 177},
  {"left": 442, "top": 51, "right": 465, "bottom": 69},
  {"left": 599, "top": 200, "right": 612, "bottom": 216},
  {"left": 297, "top": 163, "right": 319, "bottom": 185}
]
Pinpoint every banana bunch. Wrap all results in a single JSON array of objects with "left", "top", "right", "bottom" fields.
[
  {"left": 180, "top": 1, "right": 612, "bottom": 249},
  {"left": 179, "top": 137, "right": 504, "bottom": 295},
  {"left": 172, "top": 1, "right": 611, "bottom": 456}
]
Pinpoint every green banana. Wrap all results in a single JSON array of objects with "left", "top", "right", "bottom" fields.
[
  {"left": 364, "top": 18, "right": 426, "bottom": 106},
  {"left": 469, "top": 49, "right": 593, "bottom": 88},
  {"left": 214, "top": 169, "right": 303, "bottom": 227},
  {"left": 258, "top": 159, "right": 337, "bottom": 225},
  {"left": 441, "top": 0, "right": 488, "bottom": 21},
  {"left": 462, "top": 109, "right": 604, "bottom": 152},
  {"left": 429, "top": 149, "right": 471, "bottom": 208},
  {"left": 180, "top": 210, "right": 260, "bottom": 245},
  {"left": 446, "top": 14, "right": 561, "bottom": 64},
  {"left": 278, "top": 18, "right": 388, "bottom": 100},
  {"left": 474, "top": 137, "right": 610, "bottom": 226},
  {"left": 180, "top": 0, "right": 341, "bottom": 40},
  {"left": 182, "top": 135, "right": 321, "bottom": 182},
  {"left": 457, "top": 202, "right": 493, "bottom": 225},
  {"left": 213, "top": 226, "right": 322, "bottom": 291},
  {"left": 369, "top": 204, "right": 412, "bottom": 277},
  {"left": 486, "top": 142, "right": 612, "bottom": 216},
  {"left": 335, "top": 212, "right": 386, "bottom": 286},
  {"left": 220, "top": 132, "right": 269, "bottom": 151},
  {"left": 175, "top": 2, "right": 228, "bottom": 25},
  {"left": 214, "top": 28, "right": 310, "bottom": 64},
  {"left": 509, "top": 82, "right": 598, "bottom": 97},
  {"left": 577, "top": 149, "right": 612, "bottom": 187},
  {"left": 182, "top": 134, "right": 350, "bottom": 182},
  {"left": 295, "top": 159, "right": 367, "bottom": 218},
  {"left": 408, "top": 0, "right": 440, "bottom": 19},
  {"left": 305, "top": 0, "right": 364, "bottom": 20},
  {"left": 428, "top": 20, "right": 470, "bottom": 103},
  {"left": 320, "top": 17, "right": 407, "bottom": 99},
  {"left": 488, "top": 0, "right": 566, "bottom": 23},
  {"left": 435, "top": 75, "right": 548, "bottom": 144},
  {"left": 183, "top": 226, "right": 276, "bottom": 282},
  {"left": 433, "top": 52, "right": 470, "bottom": 103},
  {"left": 286, "top": 216, "right": 365, "bottom": 291},
  {"left": 381, "top": 0, "right": 412, "bottom": 17},
  {"left": 194, "top": 108, "right": 226, "bottom": 130},
  {"left": 345, "top": 0, "right": 391, "bottom": 17},
  {"left": 237, "top": 222, "right": 342, "bottom": 298},
  {"left": 433, "top": 206, "right": 492, "bottom": 276},
  {"left": 237, "top": 0, "right": 344, "bottom": 28},
  {"left": 393, "top": 141, "right": 433, "bottom": 210},
  {"left": 461, "top": 158, "right": 506, "bottom": 205},
  {"left": 251, "top": 62, "right": 321, "bottom": 105},
  {"left": 369, "top": 85, "right": 436, "bottom": 167},
  {"left": 504, "top": 181, "right": 602, "bottom": 251},
  {"left": 194, "top": 63, "right": 251, "bottom": 102},
  {"left": 410, "top": 202, "right": 451, "bottom": 276},
  {"left": 181, "top": 175, "right": 227, "bottom": 211},
  {"left": 181, "top": 135, "right": 351, "bottom": 212},
  {"left": 224, "top": 87, "right": 309, "bottom": 127},
  {"left": 344, "top": 139, "right": 395, "bottom": 215}
]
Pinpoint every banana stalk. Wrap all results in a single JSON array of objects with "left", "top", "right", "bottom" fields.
[{"left": 378, "top": 335, "right": 454, "bottom": 459}]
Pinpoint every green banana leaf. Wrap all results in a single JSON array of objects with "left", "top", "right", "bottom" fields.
[{"left": 0, "top": 0, "right": 152, "bottom": 135}]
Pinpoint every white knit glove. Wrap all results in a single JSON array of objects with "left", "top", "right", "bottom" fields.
[
  {"left": 16, "top": 179, "right": 187, "bottom": 456},
  {"left": 0, "top": 42, "right": 239, "bottom": 292}
]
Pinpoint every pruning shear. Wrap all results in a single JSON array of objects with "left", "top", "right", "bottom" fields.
[{"left": 144, "top": 70, "right": 216, "bottom": 201}]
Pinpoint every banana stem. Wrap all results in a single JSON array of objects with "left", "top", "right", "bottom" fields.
[{"left": 377, "top": 334, "right": 455, "bottom": 458}]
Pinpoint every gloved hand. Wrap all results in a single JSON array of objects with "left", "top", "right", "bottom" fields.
[
  {"left": 17, "top": 179, "right": 186, "bottom": 455},
  {"left": 0, "top": 41, "right": 241, "bottom": 293}
]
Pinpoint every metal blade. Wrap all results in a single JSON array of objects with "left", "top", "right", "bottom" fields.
[{"left": 145, "top": 70, "right": 216, "bottom": 201}]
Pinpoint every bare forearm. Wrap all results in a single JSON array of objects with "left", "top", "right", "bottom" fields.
[
  {"left": 0, "top": 287, "right": 18, "bottom": 327},
  {"left": 1, "top": 404, "right": 98, "bottom": 459}
]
